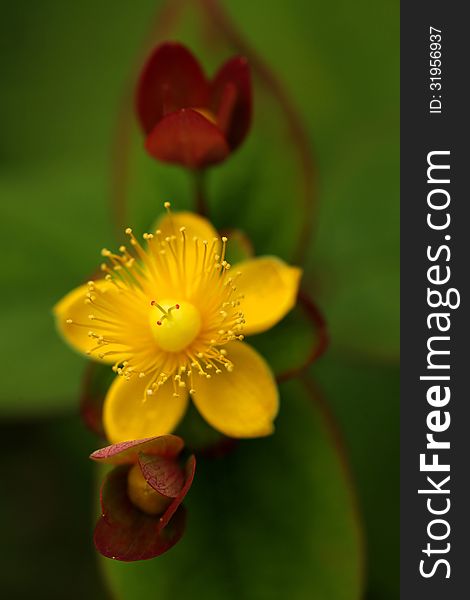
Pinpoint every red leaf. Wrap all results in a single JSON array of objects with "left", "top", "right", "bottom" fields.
[
  {"left": 211, "top": 56, "right": 252, "bottom": 150},
  {"left": 158, "top": 454, "right": 196, "bottom": 532},
  {"left": 94, "top": 466, "right": 186, "bottom": 561},
  {"left": 145, "top": 108, "right": 230, "bottom": 168},
  {"left": 136, "top": 42, "right": 209, "bottom": 134},
  {"left": 138, "top": 453, "right": 185, "bottom": 498},
  {"left": 90, "top": 434, "right": 184, "bottom": 465}
]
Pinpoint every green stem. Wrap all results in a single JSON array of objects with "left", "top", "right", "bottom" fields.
[{"left": 193, "top": 170, "right": 208, "bottom": 216}]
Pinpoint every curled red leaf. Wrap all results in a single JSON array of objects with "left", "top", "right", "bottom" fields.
[
  {"left": 157, "top": 454, "right": 196, "bottom": 532},
  {"left": 138, "top": 452, "right": 186, "bottom": 498},
  {"left": 90, "top": 434, "right": 184, "bottom": 465},
  {"left": 94, "top": 466, "right": 186, "bottom": 561},
  {"left": 91, "top": 435, "right": 195, "bottom": 561}
]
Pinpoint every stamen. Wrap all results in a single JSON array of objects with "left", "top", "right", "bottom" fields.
[{"left": 221, "top": 236, "right": 228, "bottom": 264}]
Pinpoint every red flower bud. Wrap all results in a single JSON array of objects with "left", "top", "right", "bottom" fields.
[
  {"left": 136, "top": 42, "right": 252, "bottom": 169},
  {"left": 90, "top": 435, "right": 196, "bottom": 561}
]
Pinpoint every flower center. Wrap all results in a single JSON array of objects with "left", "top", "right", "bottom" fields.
[{"left": 149, "top": 298, "right": 201, "bottom": 353}]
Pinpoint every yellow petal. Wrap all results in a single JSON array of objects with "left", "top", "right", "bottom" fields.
[
  {"left": 235, "top": 256, "right": 302, "bottom": 335},
  {"left": 53, "top": 280, "right": 120, "bottom": 364},
  {"left": 104, "top": 375, "right": 189, "bottom": 444},
  {"left": 155, "top": 210, "right": 218, "bottom": 242},
  {"left": 192, "top": 342, "right": 279, "bottom": 438}
]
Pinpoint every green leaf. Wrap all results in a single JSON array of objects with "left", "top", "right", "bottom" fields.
[
  {"left": 249, "top": 298, "right": 325, "bottom": 379},
  {"left": 0, "top": 0, "right": 162, "bottom": 415},
  {"left": 312, "top": 358, "right": 399, "bottom": 600},
  {"left": 81, "top": 362, "right": 117, "bottom": 438},
  {"left": 102, "top": 379, "right": 363, "bottom": 600},
  {"left": 0, "top": 166, "right": 113, "bottom": 415},
  {"left": 202, "top": 0, "right": 400, "bottom": 361}
]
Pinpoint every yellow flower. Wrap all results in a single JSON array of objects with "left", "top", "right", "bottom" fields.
[{"left": 54, "top": 205, "right": 301, "bottom": 443}]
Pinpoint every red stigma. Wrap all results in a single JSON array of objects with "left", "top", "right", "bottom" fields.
[
  {"left": 150, "top": 300, "right": 156, "bottom": 306},
  {"left": 176, "top": 304, "right": 180, "bottom": 309},
  {"left": 156, "top": 321, "right": 162, "bottom": 326}
]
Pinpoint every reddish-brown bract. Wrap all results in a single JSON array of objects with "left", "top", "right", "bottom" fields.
[
  {"left": 136, "top": 42, "right": 251, "bottom": 168},
  {"left": 91, "top": 435, "right": 196, "bottom": 561}
]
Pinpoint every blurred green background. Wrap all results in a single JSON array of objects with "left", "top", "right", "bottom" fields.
[{"left": 0, "top": 0, "right": 398, "bottom": 598}]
